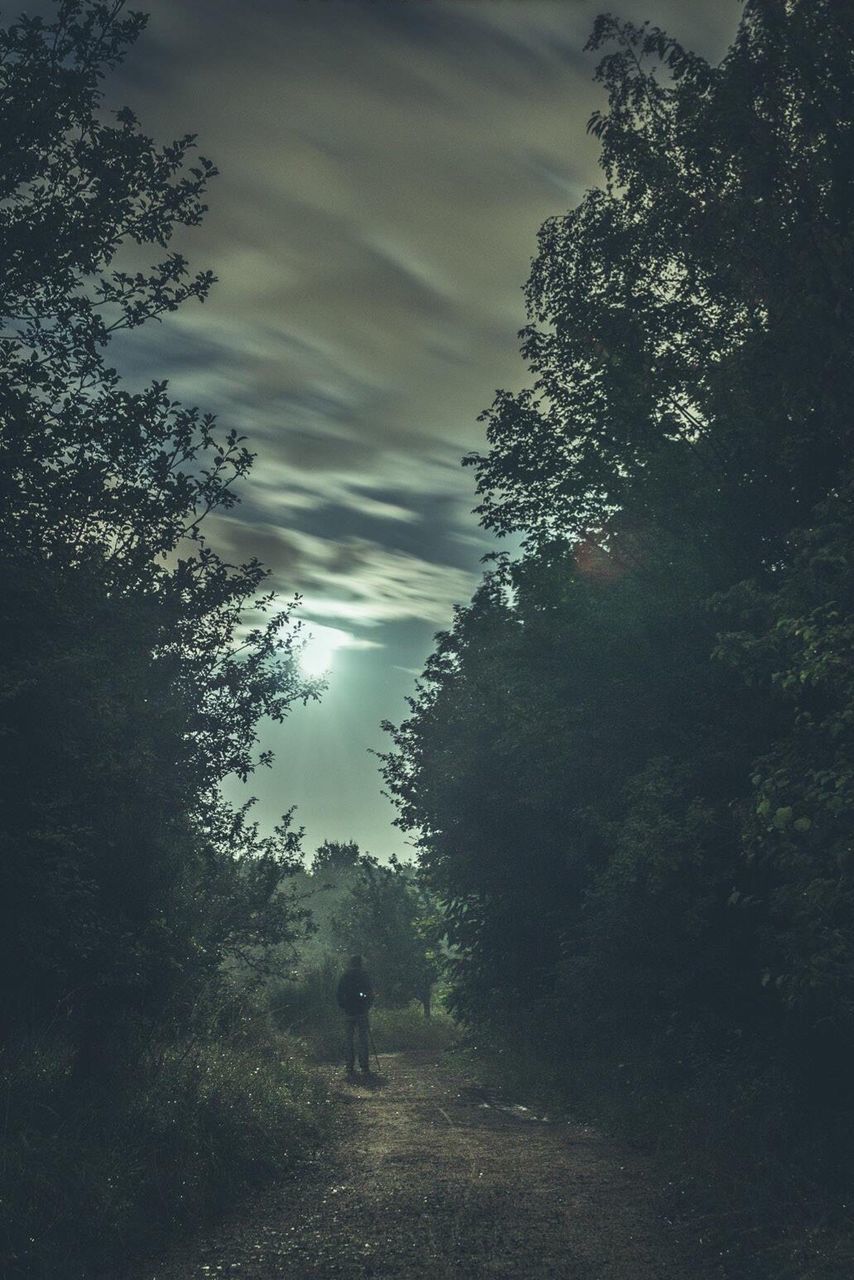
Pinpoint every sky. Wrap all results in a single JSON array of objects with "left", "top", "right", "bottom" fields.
[{"left": 111, "top": 0, "right": 743, "bottom": 861}]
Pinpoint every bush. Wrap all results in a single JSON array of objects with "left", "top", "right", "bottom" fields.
[
  {"left": 445, "top": 1014, "right": 854, "bottom": 1280},
  {"left": 270, "top": 961, "right": 458, "bottom": 1061},
  {"left": 0, "top": 1034, "right": 330, "bottom": 1279},
  {"left": 269, "top": 957, "right": 344, "bottom": 1062},
  {"left": 372, "top": 1003, "right": 458, "bottom": 1054}
]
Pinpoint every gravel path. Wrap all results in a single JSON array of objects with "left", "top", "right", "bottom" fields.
[{"left": 132, "top": 1049, "right": 703, "bottom": 1279}]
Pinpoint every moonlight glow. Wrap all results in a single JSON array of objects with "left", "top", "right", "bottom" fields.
[{"left": 299, "top": 628, "right": 343, "bottom": 678}]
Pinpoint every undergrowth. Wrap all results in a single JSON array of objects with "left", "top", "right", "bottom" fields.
[
  {"left": 372, "top": 1003, "right": 457, "bottom": 1054},
  {"left": 445, "top": 1026, "right": 854, "bottom": 1280},
  {"left": 0, "top": 1031, "right": 330, "bottom": 1279},
  {"left": 270, "top": 960, "right": 458, "bottom": 1062}
]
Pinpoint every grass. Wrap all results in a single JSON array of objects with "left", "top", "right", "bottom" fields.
[
  {"left": 372, "top": 1003, "right": 458, "bottom": 1054},
  {"left": 0, "top": 1030, "right": 331, "bottom": 1279}
]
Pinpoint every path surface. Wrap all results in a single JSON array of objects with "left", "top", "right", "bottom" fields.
[{"left": 133, "top": 1049, "right": 705, "bottom": 1279}]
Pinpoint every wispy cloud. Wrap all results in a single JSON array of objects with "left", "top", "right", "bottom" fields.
[
  {"left": 116, "top": 0, "right": 742, "bottom": 854},
  {"left": 208, "top": 515, "right": 475, "bottom": 634}
]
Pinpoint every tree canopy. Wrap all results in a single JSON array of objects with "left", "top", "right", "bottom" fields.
[
  {"left": 382, "top": 0, "right": 854, "bottom": 1148},
  {"left": 0, "top": 0, "right": 314, "bottom": 1070}
]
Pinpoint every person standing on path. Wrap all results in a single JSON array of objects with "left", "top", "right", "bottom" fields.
[{"left": 336, "top": 954, "right": 374, "bottom": 1075}]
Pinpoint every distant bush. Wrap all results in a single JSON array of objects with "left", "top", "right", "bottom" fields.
[
  {"left": 0, "top": 1033, "right": 330, "bottom": 1279},
  {"left": 372, "top": 1003, "right": 458, "bottom": 1054},
  {"left": 270, "top": 961, "right": 458, "bottom": 1062},
  {"left": 270, "top": 957, "right": 344, "bottom": 1061}
]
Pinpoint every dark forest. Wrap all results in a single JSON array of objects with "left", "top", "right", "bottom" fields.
[{"left": 2, "top": 2, "right": 853, "bottom": 1277}]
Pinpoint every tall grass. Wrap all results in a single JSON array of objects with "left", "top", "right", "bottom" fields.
[
  {"left": 270, "top": 956, "right": 344, "bottom": 1060},
  {"left": 0, "top": 1030, "right": 330, "bottom": 1279},
  {"left": 372, "top": 1003, "right": 457, "bottom": 1054}
]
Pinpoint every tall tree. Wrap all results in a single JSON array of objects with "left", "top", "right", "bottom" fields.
[
  {"left": 0, "top": 0, "right": 312, "bottom": 1067},
  {"left": 467, "top": 2, "right": 854, "bottom": 571},
  {"left": 382, "top": 0, "right": 854, "bottom": 1130}
]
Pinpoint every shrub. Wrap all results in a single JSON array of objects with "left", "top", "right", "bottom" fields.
[
  {"left": 0, "top": 1034, "right": 329, "bottom": 1279},
  {"left": 270, "top": 962, "right": 458, "bottom": 1061},
  {"left": 372, "top": 1003, "right": 458, "bottom": 1054},
  {"left": 269, "top": 957, "right": 345, "bottom": 1062}
]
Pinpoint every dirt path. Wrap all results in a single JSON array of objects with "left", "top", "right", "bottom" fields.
[{"left": 133, "top": 1049, "right": 707, "bottom": 1279}]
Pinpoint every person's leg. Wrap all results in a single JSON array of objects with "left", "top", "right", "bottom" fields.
[
  {"left": 345, "top": 1016, "right": 356, "bottom": 1072},
  {"left": 357, "top": 1015, "right": 370, "bottom": 1071}
]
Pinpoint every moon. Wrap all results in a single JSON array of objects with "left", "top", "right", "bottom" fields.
[{"left": 298, "top": 629, "right": 342, "bottom": 678}]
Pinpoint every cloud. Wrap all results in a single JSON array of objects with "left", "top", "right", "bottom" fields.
[
  {"left": 299, "top": 539, "right": 476, "bottom": 627},
  {"left": 110, "top": 0, "right": 743, "bottom": 855},
  {"left": 119, "top": 0, "right": 741, "bottom": 566},
  {"left": 206, "top": 514, "right": 476, "bottom": 632},
  {"left": 120, "top": 0, "right": 742, "bottom": 622}
]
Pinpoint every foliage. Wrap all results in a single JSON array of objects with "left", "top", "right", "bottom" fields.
[
  {"left": 466, "top": 2, "right": 854, "bottom": 563},
  {"left": 381, "top": 0, "right": 854, "bottom": 1239},
  {"left": 283, "top": 842, "right": 367, "bottom": 972},
  {"left": 331, "top": 855, "right": 440, "bottom": 1012},
  {"left": 382, "top": 545, "right": 769, "bottom": 1039},
  {"left": 370, "top": 1001, "right": 457, "bottom": 1054},
  {"left": 311, "top": 839, "right": 363, "bottom": 879},
  {"left": 269, "top": 843, "right": 445, "bottom": 1059},
  {"left": 0, "top": 0, "right": 314, "bottom": 1068},
  {"left": 270, "top": 960, "right": 456, "bottom": 1063},
  {"left": 0, "top": 1028, "right": 329, "bottom": 1279},
  {"left": 714, "top": 473, "right": 854, "bottom": 1055},
  {"left": 284, "top": 842, "right": 440, "bottom": 1011}
]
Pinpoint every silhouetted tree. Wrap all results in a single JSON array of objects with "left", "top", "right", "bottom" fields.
[
  {"left": 332, "top": 856, "right": 440, "bottom": 1015},
  {"left": 468, "top": 3, "right": 854, "bottom": 565},
  {"left": 0, "top": 0, "right": 312, "bottom": 1070},
  {"left": 311, "top": 839, "right": 363, "bottom": 880},
  {"left": 382, "top": 0, "right": 854, "bottom": 1184}
]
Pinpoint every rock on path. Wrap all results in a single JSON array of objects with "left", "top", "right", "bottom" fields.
[{"left": 132, "top": 1049, "right": 702, "bottom": 1279}]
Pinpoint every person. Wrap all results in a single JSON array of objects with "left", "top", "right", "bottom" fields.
[{"left": 336, "top": 954, "right": 374, "bottom": 1075}]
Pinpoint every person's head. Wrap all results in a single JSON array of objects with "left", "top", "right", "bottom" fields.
[{"left": 349, "top": 954, "right": 363, "bottom": 970}]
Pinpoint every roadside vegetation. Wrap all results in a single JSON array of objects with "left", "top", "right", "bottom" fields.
[
  {"left": 0, "top": 4, "right": 326, "bottom": 1275},
  {"left": 381, "top": 5, "right": 854, "bottom": 1277},
  {"left": 1, "top": 1028, "right": 329, "bottom": 1279}
]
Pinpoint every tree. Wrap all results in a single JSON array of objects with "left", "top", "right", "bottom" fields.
[
  {"left": 332, "top": 856, "right": 440, "bottom": 1016},
  {"left": 714, "top": 472, "right": 854, "bottom": 1067},
  {"left": 0, "top": 1, "right": 313, "bottom": 1068},
  {"left": 294, "top": 842, "right": 439, "bottom": 1015},
  {"left": 311, "top": 840, "right": 363, "bottom": 880},
  {"left": 467, "top": 3, "right": 854, "bottom": 571},
  {"left": 381, "top": 541, "right": 772, "bottom": 1035},
  {"left": 382, "top": 0, "right": 854, "bottom": 1147}
]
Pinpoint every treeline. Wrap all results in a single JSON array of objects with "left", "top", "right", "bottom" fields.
[
  {"left": 291, "top": 840, "right": 439, "bottom": 1015},
  {"left": 0, "top": 5, "right": 323, "bottom": 1275},
  {"left": 381, "top": 0, "right": 854, "bottom": 1246},
  {"left": 268, "top": 840, "right": 447, "bottom": 1060}
]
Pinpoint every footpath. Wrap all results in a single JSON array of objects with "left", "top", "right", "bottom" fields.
[{"left": 131, "top": 1048, "right": 712, "bottom": 1279}]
